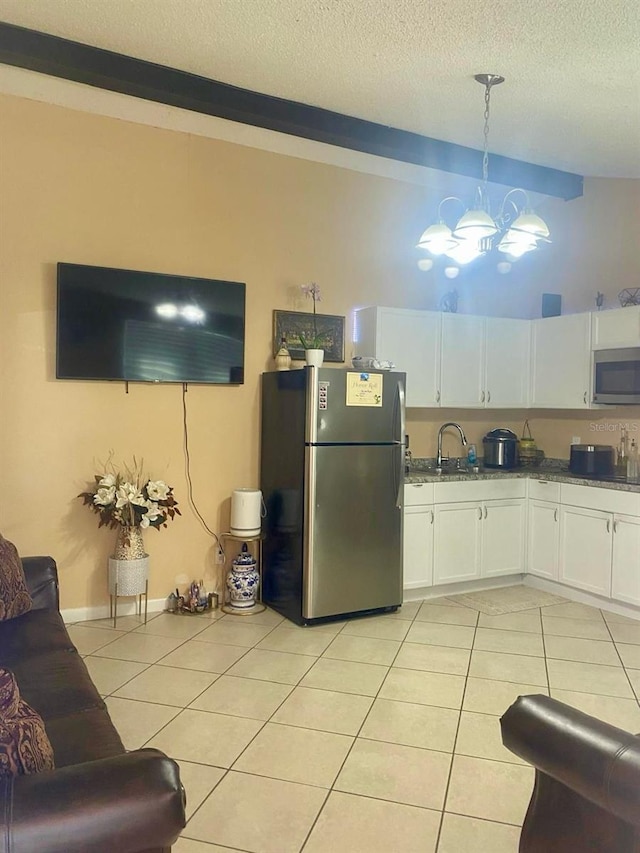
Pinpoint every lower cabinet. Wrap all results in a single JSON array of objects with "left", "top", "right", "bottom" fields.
[
  {"left": 611, "top": 515, "right": 640, "bottom": 606},
  {"left": 404, "top": 504, "right": 434, "bottom": 589},
  {"left": 528, "top": 499, "right": 560, "bottom": 580},
  {"left": 559, "top": 506, "right": 612, "bottom": 597},
  {"left": 433, "top": 502, "right": 482, "bottom": 584},
  {"left": 404, "top": 478, "right": 640, "bottom": 607},
  {"left": 433, "top": 498, "right": 525, "bottom": 586}
]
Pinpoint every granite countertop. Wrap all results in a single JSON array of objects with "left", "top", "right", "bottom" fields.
[{"left": 405, "top": 460, "right": 640, "bottom": 493}]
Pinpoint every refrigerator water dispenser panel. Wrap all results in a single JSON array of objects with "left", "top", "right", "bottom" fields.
[{"left": 318, "top": 381, "right": 329, "bottom": 410}]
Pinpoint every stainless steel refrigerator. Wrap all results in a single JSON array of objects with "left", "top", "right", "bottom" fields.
[{"left": 260, "top": 366, "right": 405, "bottom": 625}]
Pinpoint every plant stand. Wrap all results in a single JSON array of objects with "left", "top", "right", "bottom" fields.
[{"left": 108, "top": 556, "right": 149, "bottom": 628}]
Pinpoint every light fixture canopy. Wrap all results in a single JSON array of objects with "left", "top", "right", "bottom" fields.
[{"left": 416, "top": 75, "right": 551, "bottom": 271}]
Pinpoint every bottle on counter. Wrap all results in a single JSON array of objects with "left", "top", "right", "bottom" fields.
[
  {"left": 627, "top": 439, "right": 639, "bottom": 483},
  {"left": 467, "top": 444, "right": 477, "bottom": 466}
]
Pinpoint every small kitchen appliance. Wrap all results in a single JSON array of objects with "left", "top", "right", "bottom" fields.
[
  {"left": 230, "top": 489, "right": 263, "bottom": 537},
  {"left": 593, "top": 348, "right": 640, "bottom": 405},
  {"left": 483, "top": 428, "right": 519, "bottom": 469},
  {"left": 569, "top": 444, "right": 615, "bottom": 477}
]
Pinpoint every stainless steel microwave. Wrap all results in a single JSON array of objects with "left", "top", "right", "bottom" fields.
[{"left": 593, "top": 347, "right": 640, "bottom": 404}]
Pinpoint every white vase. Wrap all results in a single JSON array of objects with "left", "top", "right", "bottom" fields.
[{"left": 305, "top": 348, "right": 324, "bottom": 367}]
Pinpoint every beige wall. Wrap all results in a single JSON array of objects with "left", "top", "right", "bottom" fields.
[{"left": 1, "top": 92, "right": 638, "bottom": 610}]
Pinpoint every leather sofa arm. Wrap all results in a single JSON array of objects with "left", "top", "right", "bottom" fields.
[
  {"left": 0, "top": 749, "right": 186, "bottom": 853},
  {"left": 501, "top": 694, "right": 640, "bottom": 828},
  {"left": 20, "top": 556, "right": 60, "bottom": 610}
]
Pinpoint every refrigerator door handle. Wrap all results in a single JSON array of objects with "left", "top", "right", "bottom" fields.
[
  {"left": 305, "top": 365, "right": 319, "bottom": 444},
  {"left": 394, "top": 444, "right": 404, "bottom": 508},
  {"left": 394, "top": 378, "right": 406, "bottom": 446},
  {"left": 302, "top": 445, "right": 317, "bottom": 618}
]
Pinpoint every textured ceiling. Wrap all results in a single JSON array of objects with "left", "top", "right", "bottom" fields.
[{"left": 0, "top": 0, "right": 638, "bottom": 178}]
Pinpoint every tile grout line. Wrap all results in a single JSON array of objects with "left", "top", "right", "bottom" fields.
[
  {"left": 432, "top": 605, "right": 480, "bottom": 853},
  {"left": 298, "top": 602, "right": 422, "bottom": 853}
]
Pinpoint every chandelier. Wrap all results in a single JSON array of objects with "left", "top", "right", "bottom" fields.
[{"left": 416, "top": 74, "right": 550, "bottom": 274}]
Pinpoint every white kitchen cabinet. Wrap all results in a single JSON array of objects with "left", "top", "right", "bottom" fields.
[
  {"left": 404, "top": 504, "right": 434, "bottom": 589},
  {"left": 481, "top": 499, "right": 526, "bottom": 578},
  {"left": 592, "top": 306, "right": 640, "bottom": 349},
  {"left": 440, "top": 314, "right": 485, "bottom": 407},
  {"left": 403, "top": 484, "right": 435, "bottom": 590},
  {"left": 433, "top": 502, "right": 482, "bottom": 584},
  {"left": 527, "top": 499, "right": 560, "bottom": 580},
  {"left": 531, "top": 313, "right": 592, "bottom": 408},
  {"left": 559, "top": 505, "right": 613, "bottom": 596},
  {"left": 432, "top": 478, "right": 526, "bottom": 585},
  {"left": 355, "top": 307, "right": 441, "bottom": 407},
  {"left": 610, "top": 514, "right": 640, "bottom": 606},
  {"left": 484, "top": 317, "right": 531, "bottom": 408}
]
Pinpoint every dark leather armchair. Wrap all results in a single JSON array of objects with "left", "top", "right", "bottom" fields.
[{"left": 501, "top": 694, "right": 640, "bottom": 853}]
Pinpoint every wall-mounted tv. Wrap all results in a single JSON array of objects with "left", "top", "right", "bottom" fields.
[{"left": 56, "top": 263, "right": 245, "bottom": 384}]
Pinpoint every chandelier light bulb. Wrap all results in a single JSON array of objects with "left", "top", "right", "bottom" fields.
[
  {"left": 452, "top": 209, "right": 498, "bottom": 242},
  {"left": 416, "top": 222, "right": 457, "bottom": 255},
  {"left": 497, "top": 261, "right": 512, "bottom": 274},
  {"left": 444, "top": 266, "right": 460, "bottom": 279},
  {"left": 445, "top": 240, "right": 485, "bottom": 265},
  {"left": 417, "top": 258, "right": 434, "bottom": 271},
  {"left": 510, "top": 212, "right": 551, "bottom": 240}
]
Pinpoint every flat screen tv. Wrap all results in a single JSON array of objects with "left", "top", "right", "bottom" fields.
[{"left": 56, "top": 263, "right": 245, "bottom": 384}]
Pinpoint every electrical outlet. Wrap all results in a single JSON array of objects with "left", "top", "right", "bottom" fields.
[
  {"left": 215, "top": 547, "right": 224, "bottom": 564},
  {"left": 571, "top": 436, "right": 581, "bottom": 445}
]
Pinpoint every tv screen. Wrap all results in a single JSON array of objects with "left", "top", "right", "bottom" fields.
[{"left": 56, "top": 263, "right": 245, "bottom": 384}]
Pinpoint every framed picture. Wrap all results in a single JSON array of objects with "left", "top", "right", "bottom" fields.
[{"left": 273, "top": 310, "right": 345, "bottom": 363}]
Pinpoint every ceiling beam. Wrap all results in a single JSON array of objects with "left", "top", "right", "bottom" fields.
[{"left": 0, "top": 21, "right": 583, "bottom": 200}]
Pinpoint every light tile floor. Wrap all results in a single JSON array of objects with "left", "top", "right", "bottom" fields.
[{"left": 71, "top": 591, "right": 640, "bottom": 853}]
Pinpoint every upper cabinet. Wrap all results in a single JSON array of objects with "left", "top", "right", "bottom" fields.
[
  {"left": 592, "top": 305, "right": 640, "bottom": 349},
  {"left": 355, "top": 307, "right": 441, "bottom": 407},
  {"left": 438, "top": 314, "right": 531, "bottom": 408},
  {"left": 484, "top": 317, "right": 531, "bottom": 408},
  {"left": 440, "top": 314, "right": 485, "bottom": 407},
  {"left": 530, "top": 313, "right": 592, "bottom": 408},
  {"left": 356, "top": 307, "right": 531, "bottom": 409}
]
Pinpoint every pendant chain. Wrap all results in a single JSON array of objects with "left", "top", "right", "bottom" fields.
[{"left": 482, "top": 82, "right": 491, "bottom": 189}]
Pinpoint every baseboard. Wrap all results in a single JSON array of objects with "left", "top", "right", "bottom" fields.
[
  {"left": 524, "top": 576, "right": 640, "bottom": 622},
  {"left": 61, "top": 598, "right": 167, "bottom": 624},
  {"left": 403, "top": 575, "right": 524, "bottom": 604}
]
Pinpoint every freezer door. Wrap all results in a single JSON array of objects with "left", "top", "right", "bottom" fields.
[
  {"left": 303, "top": 443, "right": 403, "bottom": 619},
  {"left": 308, "top": 368, "right": 405, "bottom": 445}
]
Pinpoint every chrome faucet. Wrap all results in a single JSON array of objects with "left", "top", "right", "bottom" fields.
[{"left": 436, "top": 422, "right": 468, "bottom": 470}]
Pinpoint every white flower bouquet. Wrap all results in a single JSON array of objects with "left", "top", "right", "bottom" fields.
[{"left": 79, "top": 459, "right": 180, "bottom": 531}]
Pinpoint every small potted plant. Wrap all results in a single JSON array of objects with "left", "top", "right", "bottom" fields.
[{"left": 299, "top": 282, "right": 325, "bottom": 366}]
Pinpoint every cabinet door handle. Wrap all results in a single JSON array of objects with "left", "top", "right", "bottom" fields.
[
  {"left": 554, "top": 508, "right": 558, "bottom": 522},
  {"left": 436, "top": 390, "right": 441, "bottom": 403},
  {"left": 606, "top": 518, "right": 611, "bottom": 533},
  {"left": 430, "top": 510, "right": 434, "bottom": 524},
  {"left": 583, "top": 391, "right": 588, "bottom": 404},
  {"left": 487, "top": 390, "right": 491, "bottom": 403},
  {"left": 483, "top": 506, "right": 488, "bottom": 519},
  {"left": 481, "top": 391, "right": 485, "bottom": 403},
  {"left": 478, "top": 507, "right": 482, "bottom": 520},
  {"left": 613, "top": 519, "right": 618, "bottom": 533}
]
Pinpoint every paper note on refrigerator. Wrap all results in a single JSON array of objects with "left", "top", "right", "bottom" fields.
[{"left": 345, "top": 372, "right": 383, "bottom": 406}]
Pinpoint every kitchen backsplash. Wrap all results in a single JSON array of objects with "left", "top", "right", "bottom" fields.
[{"left": 406, "top": 407, "right": 640, "bottom": 460}]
